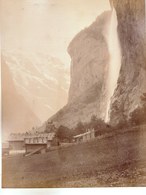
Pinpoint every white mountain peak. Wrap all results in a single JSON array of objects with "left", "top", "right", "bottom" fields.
[{"left": 3, "top": 51, "right": 70, "bottom": 122}]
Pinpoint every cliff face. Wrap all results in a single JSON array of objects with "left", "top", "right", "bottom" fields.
[
  {"left": 50, "top": 0, "right": 146, "bottom": 128},
  {"left": 50, "top": 11, "right": 112, "bottom": 127},
  {"left": 110, "top": 0, "right": 146, "bottom": 124},
  {"left": 68, "top": 11, "right": 111, "bottom": 104}
]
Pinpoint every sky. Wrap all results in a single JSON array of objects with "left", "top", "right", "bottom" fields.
[{"left": 1, "top": 0, "right": 110, "bottom": 66}]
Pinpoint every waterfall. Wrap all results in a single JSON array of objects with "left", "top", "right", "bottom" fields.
[{"left": 105, "top": 7, "right": 121, "bottom": 122}]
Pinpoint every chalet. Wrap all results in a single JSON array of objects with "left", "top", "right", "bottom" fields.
[
  {"left": 2, "top": 142, "right": 9, "bottom": 156},
  {"left": 8, "top": 134, "right": 26, "bottom": 154},
  {"left": 8, "top": 132, "right": 56, "bottom": 155},
  {"left": 24, "top": 132, "right": 55, "bottom": 154},
  {"left": 73, "top": 129, "right": 95, "bottom": 143}
]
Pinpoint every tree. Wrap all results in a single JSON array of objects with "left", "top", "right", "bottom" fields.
[
  {"left": 116, "top": 118, "right": 129, "bottom": 129},
  {"left": 89, "top": 115, "right": 107, "bottom": 130},
  {"left": 45, "top": 121, "right": 56, "bottom": 133},
  {"left": 56, "top": 125, "right": 73, "bottom": 142},
  {"left": 129, "top": 106, "right": 146, "bottom": 126},
  {"left": 74, "top": 121, "right": 85, "bottom": 135},
  {"left": 129, "top": 92, "right": 146, "bottom": 126}
]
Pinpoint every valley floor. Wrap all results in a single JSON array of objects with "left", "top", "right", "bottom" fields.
[{"left": 2, "top": 126, "right": 146, "bottom": 188}]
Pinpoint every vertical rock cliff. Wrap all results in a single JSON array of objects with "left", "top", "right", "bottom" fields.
[
  {"left": 68, "top": 11, "right": 110, "bottom": 104},
  {"left": 50, "top": 0, "right": 146, "bottom": 128},
  {"left": 50, "top": 10, "right": 114, "bottom": 127},
  {"left": 110, "top": 0, "right": 146, "bottom": 125}
]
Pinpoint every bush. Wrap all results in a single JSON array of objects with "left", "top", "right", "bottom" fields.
[
  {"left": 129, "top": 93, "right": 146, "bottom": 126},
  {"left": 44, "top": 121, "right": 56, "bottom": 133},
  {"left": 56, "top": 125, "right": 73, "bottom": 142},
  {"left": 129, "top": 106, "right": 146, "bottom": 126},
  {"left": 74, "top": 121, "right": 86, "bottom": 135}
]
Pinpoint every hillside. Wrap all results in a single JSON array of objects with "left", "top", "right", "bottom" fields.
[
  {"left": 2, "top": 125, "right": 146, "bottom": 187},
  {"left": 3, "top": 52, "right": 70, "bottom": 122},
  {"left": 1, "top": 57, "right": 40, "bottom": 140}
]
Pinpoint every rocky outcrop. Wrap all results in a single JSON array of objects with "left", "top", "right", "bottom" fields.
[
  {"left": 110, "top": 0, "right": 146, "bottom": 125},
  {"left": 48, "top": 0, "right": 146, "bottom": 129},
  {"left": 50, "top": 11, "right": 113, "bottom": 128},
  {"left": 68, "top": 11, "right": 111, "bottom": 104}
]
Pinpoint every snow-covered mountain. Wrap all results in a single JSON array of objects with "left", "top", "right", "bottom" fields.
[
  {"left": 2, "top": 57, "right": 41, "bottom": 140},
  {"left": 3, "top": 51, "right": 70, "bottom": 122}
]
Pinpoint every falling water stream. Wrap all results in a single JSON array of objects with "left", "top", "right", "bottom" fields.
[{"left": 105, "top": 7, "right": 121, "bottom": 122}]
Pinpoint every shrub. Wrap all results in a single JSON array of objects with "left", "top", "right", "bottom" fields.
[
  {"left": 129, "top": 93, "right": 146, "bottom": 126},
  {"left": 56, "top": 125, "right": 73, "bottom": 142}
]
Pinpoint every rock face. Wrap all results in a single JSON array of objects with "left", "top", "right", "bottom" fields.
[
  {"left": 50, "top": 11, "right": 112, "bottom": 128},
  {"left": 110, "top": 0, "right": 146, "bottom": 125},
  {"left": 2, "top": 57, "right": 40, "bottom": 140},
  {"left": 49, "top": 0, "right": 146, "bottom": 128},
  {"left": 68, "top": 11, "right": 111, "bottom": 104}
]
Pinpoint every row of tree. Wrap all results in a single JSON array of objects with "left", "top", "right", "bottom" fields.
[
  {"left": 53, "top": 116, "right": 111, "bottom": 143},
  {"left": 44, "top": 93, "right": 146, "bottom": 143}
]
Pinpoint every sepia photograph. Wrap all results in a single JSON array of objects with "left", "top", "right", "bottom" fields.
[{"left": 1, "top": 0, "right": 146, "bottom": 188}]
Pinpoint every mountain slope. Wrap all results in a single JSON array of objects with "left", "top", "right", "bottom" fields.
[
  {"left": 1, "top": 57, "right": 40, "bottom": 140},
  {"left": 3, "top": 52, "right": 70, "bottom": 122}
]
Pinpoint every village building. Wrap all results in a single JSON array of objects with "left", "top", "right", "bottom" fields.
[
  {"left": 8, "top": 132, "right": 56, "bottom": 155},
  {"left": 2, "top": 142, "right": 9, "bottom": 156},
  {"left": 24, "top": 132, "right": 55, "bottom": 155},
  {"left": 73, "top": 129, "right": 95, "bottom": 143},
  {"left": 8, "top": 133, "right": 26, "bottom": 154}
]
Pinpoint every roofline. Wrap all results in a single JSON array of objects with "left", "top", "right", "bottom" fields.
[
  {"left": 8, "top": 132, "right": 55, "bottom": 141},
  {"left": 9, "top": 139, "right": 24, "bottom": 142}
]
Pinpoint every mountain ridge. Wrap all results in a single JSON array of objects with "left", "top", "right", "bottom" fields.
[
  {"left": 2, "top": 57, "right": 41, "bottom": 140},
  {"left": 3, "top": 51, "right": 70, "bottom": 122}
]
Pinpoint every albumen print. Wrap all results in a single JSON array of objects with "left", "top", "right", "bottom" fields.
[{"left": 1, "top": 0, "right": 146, "bottom": 188}]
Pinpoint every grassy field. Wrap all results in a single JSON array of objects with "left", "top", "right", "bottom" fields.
[{"left": 2, "top": 126, "right": 146, "bottom": 188}]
